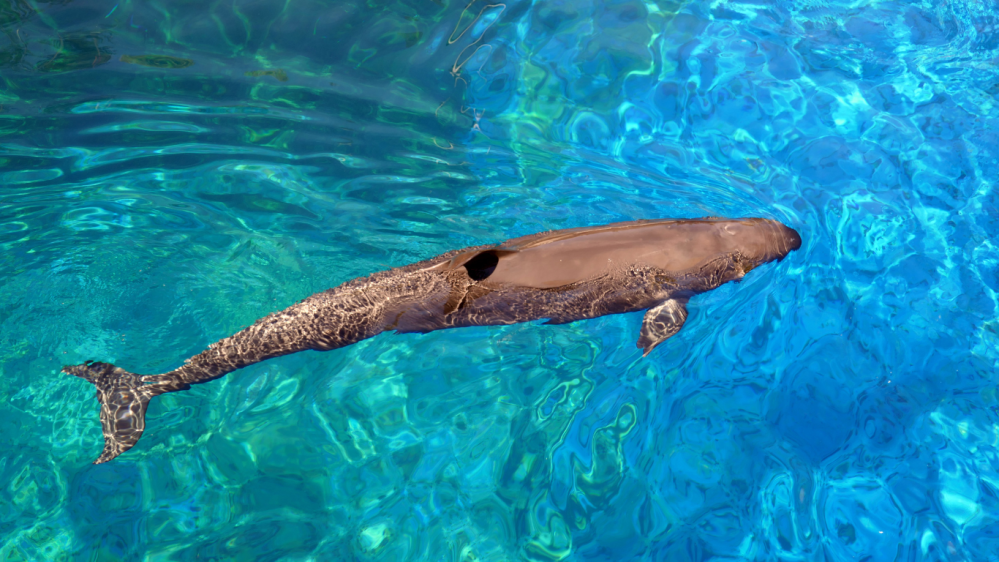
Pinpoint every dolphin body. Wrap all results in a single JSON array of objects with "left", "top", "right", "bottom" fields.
[{"left": 64, "top": 217, "right": 801, "bottom": 464}]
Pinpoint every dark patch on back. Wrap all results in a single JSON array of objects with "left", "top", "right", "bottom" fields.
[
  {"left": 443, "top": 289, "right": 465, "bottom": 315},
  {"left": 461, "top": 284, "right": 492, "bottom": 308},
  {"left": 444, "top": 282, "right": 493, "bottom": 315},
  {"left": 464, "top": 251, "right": 500, "bottom": 281}
]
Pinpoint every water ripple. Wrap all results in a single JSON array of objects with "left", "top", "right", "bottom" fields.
[{"left": 1, "top": 0, "right": 998, "bottom": 560}]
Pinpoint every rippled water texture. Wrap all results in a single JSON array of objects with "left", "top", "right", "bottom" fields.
[{"left": 2, "top": 0, "right": 999, "bottom": 559}]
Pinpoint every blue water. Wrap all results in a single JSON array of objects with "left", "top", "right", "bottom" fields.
[{"left": 2, "top": 0, "right": 998, "bottom": 559}]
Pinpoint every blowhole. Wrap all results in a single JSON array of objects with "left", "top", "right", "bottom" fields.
[{"left": 464, "top": 251, "right": 500, "bottom": 281}]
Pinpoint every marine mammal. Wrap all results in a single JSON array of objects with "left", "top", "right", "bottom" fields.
[{"left": 63, "top": 217, "right": 801, "bottom": 464}]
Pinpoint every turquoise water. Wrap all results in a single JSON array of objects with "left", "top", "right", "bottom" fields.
[{"left": 2, "top": 0, "right": 999, "bottom": 559}]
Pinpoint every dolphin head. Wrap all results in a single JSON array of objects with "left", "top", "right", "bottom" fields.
[{"left": 713, "top": 218, "right": 802, "bottom": 277}]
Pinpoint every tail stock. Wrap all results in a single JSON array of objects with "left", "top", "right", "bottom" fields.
[{"left": 62, "top": 361, "right": 188, "bottom": 464}]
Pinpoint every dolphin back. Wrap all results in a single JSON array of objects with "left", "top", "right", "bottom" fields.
[{"left": 482, "top": 219, "right": 778, "bottom": 289}]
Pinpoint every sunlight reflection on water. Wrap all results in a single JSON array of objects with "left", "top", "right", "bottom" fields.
[{"left": 1, "top": 0, "right": 998, "bottom": 560}]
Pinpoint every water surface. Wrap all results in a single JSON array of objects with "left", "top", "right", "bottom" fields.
[{"left": 2, "top": 0, "right": 998, "bottom": 560}]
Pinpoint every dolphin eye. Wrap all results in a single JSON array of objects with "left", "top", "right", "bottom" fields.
[{"left": 464, "top": 251, "right": 500, "bottom": 281}]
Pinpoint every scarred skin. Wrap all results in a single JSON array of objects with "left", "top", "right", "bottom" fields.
[{"left": 63, "top": 217, "right": 801, "bottom": 464}]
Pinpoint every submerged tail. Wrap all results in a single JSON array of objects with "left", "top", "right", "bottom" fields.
[{"left": 62, "top": 361, "right": 188, "bottom": 464}]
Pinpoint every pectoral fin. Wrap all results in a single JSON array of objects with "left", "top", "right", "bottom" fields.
[{"left": 637, "top": 298, "right": 688, "bottom": 356}]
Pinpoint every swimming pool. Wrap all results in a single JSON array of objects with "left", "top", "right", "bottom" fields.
[{"left": 1, "top": 0, "right": 997, "bottom": 559}]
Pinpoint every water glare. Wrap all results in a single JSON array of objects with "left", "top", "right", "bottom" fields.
[{"left": 1, "top": 0, "right": 998, "bottom": 560}]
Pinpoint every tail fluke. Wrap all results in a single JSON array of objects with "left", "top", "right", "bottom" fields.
[{"left": 63, "top": 361, "right": 179, "bottom": 464}]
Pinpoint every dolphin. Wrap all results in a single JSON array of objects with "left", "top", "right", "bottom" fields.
[{"left": 63, "top": 217, "right": 801, "bottom": 463}]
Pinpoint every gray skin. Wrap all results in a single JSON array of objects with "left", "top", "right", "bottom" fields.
[{"left": 63, "top": 217, "right": 801, "bottom": 464}]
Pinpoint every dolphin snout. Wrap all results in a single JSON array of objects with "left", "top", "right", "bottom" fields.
[
  {"left": 764, "top": 220, "right": 802, "bottom": 261},
  {"left": 783, "top": 225, "right": 802, "bottom": 252}
]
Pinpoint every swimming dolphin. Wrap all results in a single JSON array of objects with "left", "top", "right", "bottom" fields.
[{"left": 63, "top": 217, "right": 801, "bottom": 464}]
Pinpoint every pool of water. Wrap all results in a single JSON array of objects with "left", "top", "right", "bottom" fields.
[{"left": 2, "top": 0, "right": 999, "bottom": 559}]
